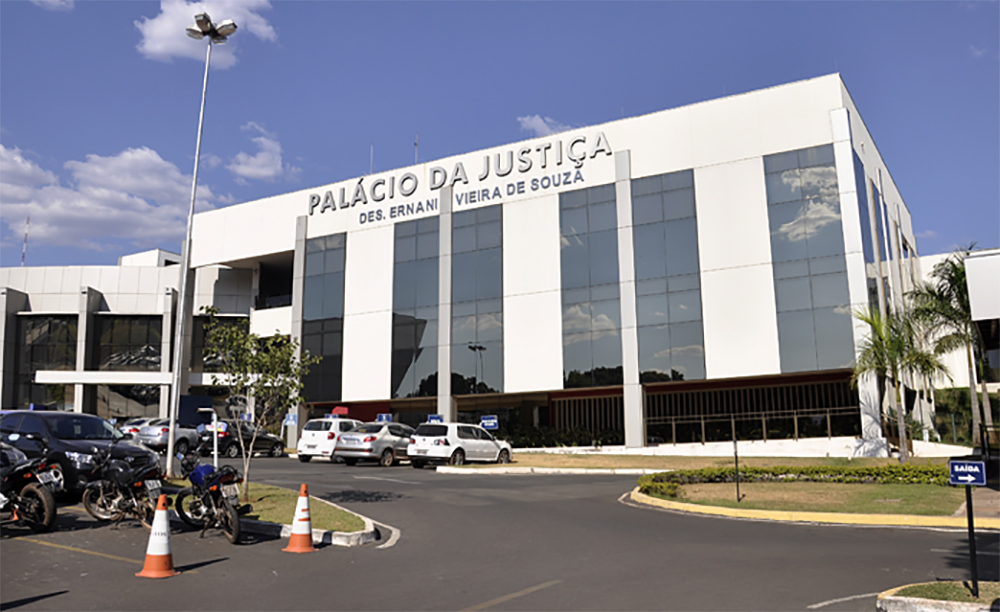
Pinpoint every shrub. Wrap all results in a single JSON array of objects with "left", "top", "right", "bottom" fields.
[
  {"left": 638, "top": 464, "right": 951, "bottom": 490},
  {"left": 637, "top": 474, "right": 683, "bottom": 499}
]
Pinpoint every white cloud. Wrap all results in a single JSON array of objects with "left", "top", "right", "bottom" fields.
[
  {"left": 135, "top": 0, "right": 276, "bottom": 69},
  {"left": 0, "top": 144, "right": 222, "bottom": 252},
  {"left": 226, "top": 122, "right": 300, "bottom": 183},
  {"left": 30, "top": 0, "right": 74, "bottom": 11},
  {"left": 916, "top": 229, "right": 938, "bottom": 239},
  {"left": 775, "top": 200, "right": 842, "bottom": 243},
  {"left": 969, "top": 44, "right": 987, "bottom": 58},
  {"left": 517, "top": 115, "right": 572, "bottom": 137}
]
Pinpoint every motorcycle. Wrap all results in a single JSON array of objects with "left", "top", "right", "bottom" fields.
[
  {"left": 82, "top": 438, "right": 164, "bottom": 528},
  {"left": 0, "top": 438, "right": 59, "bottom": 533},
  {"left": 174, "top": 440, "right": 251, "bottom": 544}
]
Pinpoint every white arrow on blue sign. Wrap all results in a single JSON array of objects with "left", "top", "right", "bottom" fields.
[
  {"left": 376, "top": 413, "right": 392, "bottom": 423},
  {"left": 949, "top": 460, "right": 986, "bottom": 486},
  {"left": 428, "top": 414, "right": 444, "bottom": 423}
]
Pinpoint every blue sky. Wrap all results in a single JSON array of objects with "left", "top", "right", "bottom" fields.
[{"left": 1, "top": 1, "right": 997, "bottom": 268}]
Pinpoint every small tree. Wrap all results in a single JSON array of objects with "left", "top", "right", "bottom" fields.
[
  {"left": 852, "top": 305, "right": 949, "bottom": 463},
  {"left": 910, "top": 247, "right": 994, "bottom": 446},
  {"left": 202, "top": 307, "right": 320, "bottom": 499}
]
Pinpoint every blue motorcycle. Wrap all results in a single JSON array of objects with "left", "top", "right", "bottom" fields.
[{"left": 174, "top": 442, "right": 251, "bottom": 544}]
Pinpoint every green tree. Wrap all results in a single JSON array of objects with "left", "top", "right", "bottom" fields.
[
  {"left": 909, "top": 247, "right": 993, "bottom": 446},
  {"left": 852, "top": 305, "right": 949, "bottom": 463},
  {"left": 202, "top": 307, "right": 320, "bottom": 499}
]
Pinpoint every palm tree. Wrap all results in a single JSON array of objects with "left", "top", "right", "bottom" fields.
[
  {"left": 852, "top": 305, "right": 949, "bottom": 463},
  {"left": 910, "top": 248, "right": 993, "bottom": 447}
]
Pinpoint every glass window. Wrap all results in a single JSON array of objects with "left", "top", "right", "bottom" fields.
[
  {"left": 664, "top": 218, "right": 699, "bottom": 277},
  {"left": 561, "top": 206, "right": 588, "bottom": 236},
  {"left": 632, "top": 193, "right": 663, "bottom": 225},
  {"left": 775, "top": 277, "right": 812, "bottom": 312},
  {"left": 633, "top": 224, "right": 666, "bottom": 281},
  {"left": 777, "top": 310, "right": 817, "bottom": 372},
  {"left": 766, "top": 170, "right": 801, "bottom": 204},
  {"left": 810, "top": 272, "right": 849, "bottom": 309},
  {"left": 589, "top": 201, "right": 617, "bottom": 232},
  {"left": 638, "top": 325, "right": 671, "bottom": 381},
  {"left": 453, "top": 225, "right": 476, "bottom": 253},
  {"left": 669, "top": 322, "right": 704, "bottom": 380},
  {"left": 663, "top": 188, "right": 695, "bottom": 220},
  {"left": 588, "top": 230, "right": 619, "bottom": 286},
  {"left": 668, "top": 290, "right": 701, "bottom": 323},
  {"left": 560, "top": 234, "right": 590, "bottom": 289},
  {"left": 636, "top": 294, "right": 668, "bottom": 327},
  {"left": 814, "top": 307, "right": 854, "bottom": 369}
]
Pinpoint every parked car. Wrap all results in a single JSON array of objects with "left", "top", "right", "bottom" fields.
[
  {"left": 205, "top": 420, "right": 285, "bottom": 458},
  {"left": 407, "top": 422, "right": 512, "bottom": 468},
  {"left": 137, "top": 418, "right": 202, "bottom": 456},
  {"left": 117, "top": 417, "right": 156, "bottom": 437},
  {"left": 335, "top": 422, "right": 414, "bottom": 467},
  {"left": 296, "top": 417, "right": 363, "bottom": 463},
  {"left": 0, "top": 410, "right": 158, "bottom": 496}
]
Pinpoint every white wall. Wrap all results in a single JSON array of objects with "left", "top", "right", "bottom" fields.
[
  {"left": 502, "top": 193, "right": 564, "bottom": 392},
  {"left": 694, "top": 159, "right": 781, "bottom": 378},
  {"left": 341, "top": 224, "right": 394, "bottom": 400}
]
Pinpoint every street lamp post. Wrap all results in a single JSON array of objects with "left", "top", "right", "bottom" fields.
[
  {"left": 467, "top": 344, "right": 485, "bottom": 394},
  {"left": 166, "top": 13, "right": 237, "bottom": 477}
]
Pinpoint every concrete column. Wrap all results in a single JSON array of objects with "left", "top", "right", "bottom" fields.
[
  {"left": 437, "top": 186, "right": 456, "bottom": 421},
  {"left": 287, "top": 215, "right": 308, "bottom": 450},
  {"left": 615, "top": 150, "right": 644, "bottom": 448},
  {"left": 0, "top": 288, "right": 28, "bottom": 409},
  {"left": 75, "top": 286, "right": 103, "bottom": 414}
]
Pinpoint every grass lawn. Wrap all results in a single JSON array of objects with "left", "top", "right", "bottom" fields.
[
  {"left": 503, "top": 453, "right": 949, "bottom": 471},
  {"left": 165, "top": 480, "right": 366, "bottom": 533},
  {"left": 895, "top": 581, "right": 1000, "bottom": 604},
  {"left": 671, "top": 481, "right": 965, "bottom": 516}
]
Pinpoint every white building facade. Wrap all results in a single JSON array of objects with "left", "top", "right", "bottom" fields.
[{"left": 1, "top": 74, "right": 929, "bottom": 455}]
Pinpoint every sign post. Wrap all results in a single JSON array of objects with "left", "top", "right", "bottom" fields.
[{"left": 949, "top": 459, "right": 986, "bottom": 598}]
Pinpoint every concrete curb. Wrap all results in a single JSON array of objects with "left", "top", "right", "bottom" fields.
[
  {"left": 168, "top": 494, "right": 379, "bottom": 547},
  {"left": 628, "top": 488, "right": 1000, "bottom": 530},
  {"left": 435, "top": 466, "right": 664, "bottom": 475},
  {"left": 876, "top": 584, "right": 994, "bottom": 612}
]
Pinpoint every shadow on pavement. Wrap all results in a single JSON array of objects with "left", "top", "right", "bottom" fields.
[
  {"left": 319, "top": 490, "right": 405, "bottom": 504},
  {"left": 0, "top": 590, "right": 69, "bottom": 610}
]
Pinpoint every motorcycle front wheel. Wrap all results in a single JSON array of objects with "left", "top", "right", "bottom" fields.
[
  {"left": 82, "top": 484, "right": 122, "bottom": 522},
  {"left": 19, "top": 483, "right": 56, "bottom": 532},
  {"left": 220, "top": 499, "right": 241, "bottom": 544},
  {"left": 175, "top": 489, "right": 207, "bottom": 528}
]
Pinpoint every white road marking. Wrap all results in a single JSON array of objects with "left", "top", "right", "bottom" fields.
[
  {"left": 807, "top": 592, "right": 881, "bottom": 609},
  {"left": 461, "top": 580, "right": 562, "bottom": 611},
  {"left": 352, "top": 475, "right": 414, "bottom": 484},
  {"left": 373, "top": 521, "right": 401, "bottom": 549},
  {"left": 931, "top": 548, "right": 1000, "bottom": 556}
]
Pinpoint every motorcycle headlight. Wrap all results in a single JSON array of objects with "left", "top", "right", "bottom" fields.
[{"left": 65, "top": 451, "right": 94, "bottom": 469}]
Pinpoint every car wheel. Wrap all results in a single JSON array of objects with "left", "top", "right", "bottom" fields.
[
  {"left": 343, "top": 458, "right": 357, "bottom": 466},
  {"left": 224, "top": 443, "right": 240, "bottom": 458},
  {"left": 411, "top": 460, "right": 425, "bottom": 469},
  {"left": 174, "top": 439, "right": 189, "bottom": 456},
  {"left": 379, "top": 448, "right": 394, "bottom": 468},
  {"left": 270, "top": 442, "right": 284, "bottom": 458},
  {"left": 497, "top": 449, "right": 510, "bottom": 464},
  {"left": 298, "top": 455, "right": 312, "bottom": 463},
  {"left": 449, "top": 449, "right": 465, "bottom": 466}
]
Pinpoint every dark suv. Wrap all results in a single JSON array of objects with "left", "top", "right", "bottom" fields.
[
  {"left": 204, "top": 420, "right": 285, "bottom": 458},
  {"left": 0, "top": 411, "right": 158, "bottom": 496}
]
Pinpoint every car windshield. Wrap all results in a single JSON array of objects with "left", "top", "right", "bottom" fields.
[
  {"left": 304, "top": 421, "right": 332, "bottom": 431},
  {"left": 45, "top": 416, "right": 118, "bottom": 440},
  {"left": 414, "top": 424, "right": 448, "bottom": 437},
  {"left": 352, "top": 424, "right": 384, "bottom": 434}
]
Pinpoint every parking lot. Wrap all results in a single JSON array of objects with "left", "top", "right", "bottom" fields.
[{"left": 3, "top": 457, "right": 998, "bottom": 611}]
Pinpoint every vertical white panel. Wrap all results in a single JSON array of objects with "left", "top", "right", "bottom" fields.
[
  {"left": 701, "top": 265, "right": 781, "bottom": 378},
  {"left": 60, "top": 268, "right": 82, "bottom": 294},
  {"left": 694, "top": 159, "right": 772, "bottom": 271},
  {"left": 502, "top": 192, "right": 563, "bottom": 392},
  {"left": 503, "top": 194, "right": 560, "bottom": 297},
  {"left": 341, "top": 311, "right": 392, "bottom": 401},
  {"left": 343, "top": 225, "right": 394, "bottom": 316},
  {"left": 503, "top": 292, "right": 563, "bottom": 392},
  {"left": 43, "top": 268, "right": 63, "bottom": 294}
]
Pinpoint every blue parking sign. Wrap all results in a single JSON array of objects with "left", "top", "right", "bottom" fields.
[
  {"left": 376, "top": 413, "right": 392, "bottom": 423},
  {"left": 427, "top": 414, "right": 444, "bottom": 423},
  {"left": 949, "top": 460, "right": 986, "bottom": 486},
  {"left": 480, "top": 415, "right": 498, "bottom": 430}
]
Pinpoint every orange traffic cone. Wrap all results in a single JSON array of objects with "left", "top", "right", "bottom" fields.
[
  {"left": 136, "top": 494, "right": 180, "bottom": 578},
  {"left": 283, "top": 484, "right": 316, "bottom": 553}
]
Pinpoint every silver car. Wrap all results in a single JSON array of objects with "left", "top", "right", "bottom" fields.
[
  {"left": 136, "top": 418, "right": 200, "bottom": 455},
  {"left": 334, "top": 422, "right": 414, "bottom": 467}
]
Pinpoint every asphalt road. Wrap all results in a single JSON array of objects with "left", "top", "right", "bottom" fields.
[{"left": 2, "top": 457, "right": 997, "bottom": 611}]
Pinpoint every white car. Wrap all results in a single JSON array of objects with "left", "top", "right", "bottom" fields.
[
  {"left": 407, "top": 422, "right": 512, "bottom": 468},
  {"left": 296, "top": 417, "right": 363, "bottom": 462}
]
